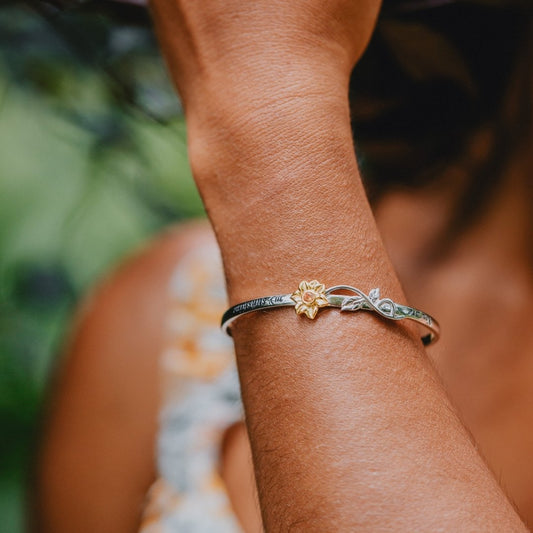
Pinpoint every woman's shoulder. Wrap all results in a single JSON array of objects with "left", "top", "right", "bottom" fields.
[
  {"left": 101, "top": 219, "right": 217, "bottom": 295},
  {"left": 76, "top": 219, "right": 219, "bottom": 332},
  {"left": 35, "top": 219, "right": 225, "bottom": 532}
]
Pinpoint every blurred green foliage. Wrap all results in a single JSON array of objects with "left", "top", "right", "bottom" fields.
[{"left": 0, "top": 3, "right": 202, "bottom": 531}]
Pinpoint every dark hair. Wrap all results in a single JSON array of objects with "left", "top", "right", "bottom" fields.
[{"left": 349, "top": 0, "right": 532, "bottom": 245}]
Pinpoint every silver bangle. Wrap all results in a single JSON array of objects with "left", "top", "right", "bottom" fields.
[{"left": 221, "top": 280, "right": 440, "bottom": 346}]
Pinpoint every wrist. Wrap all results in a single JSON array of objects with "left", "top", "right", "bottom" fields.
[
  {"left": 185, "top": 67, "right": 351, "bottom": 193},
  {"left": 180, "top": 46, "right": 350, "bottom": 121},
  {"left": 184, "top": 96, "right": 387, "bottom": 305},
  {"left": 178, "top": 59, "right": 383, "bottom": 306}
]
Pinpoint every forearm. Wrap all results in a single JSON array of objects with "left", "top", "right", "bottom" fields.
[
  {"left": 151, "top": 2, "right": 526, "bottom": 528},
  {"left": 184, "top": 81, "right": 524, "bottom": 529}
]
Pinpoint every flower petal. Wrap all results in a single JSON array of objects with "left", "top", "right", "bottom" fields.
[
  {"left": 305, "top": 306, "right": 319, "bottom": 319},
  {"left": 316, "top": 295, "right": 329, "bottom": 307},
  {"left": 291, "top": 292, "right": 302, "bottom": 304},
  {"left": 316, "top": 282, "right": 326, "bottom": 294},
  {"left": 295, "top": 302, "right": 307, "bottom": 314}
]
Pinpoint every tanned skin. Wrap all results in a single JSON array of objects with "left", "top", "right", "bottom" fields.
[{"left": 146, "top": 0, "right": 527, "bottom": 530}]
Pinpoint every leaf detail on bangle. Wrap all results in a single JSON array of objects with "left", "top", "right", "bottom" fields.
[
  {"left": 290, "top": 280, "right": 329, "bottom": 319},
  {"left": 340, "top": 287, "right": 397, "bottom": 318}
]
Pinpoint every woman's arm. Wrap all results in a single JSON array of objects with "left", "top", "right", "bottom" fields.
[{"left": 151, "top": 1, "right": 526, "bottom": 529}]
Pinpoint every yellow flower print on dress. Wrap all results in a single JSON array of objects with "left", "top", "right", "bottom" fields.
[{"left": 290, "top": 280, "right": 329, "bottom": 319}]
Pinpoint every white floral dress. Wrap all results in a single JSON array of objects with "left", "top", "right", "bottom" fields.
[{"left": 139, "top": 242, "right": 243, "bottom": 532}]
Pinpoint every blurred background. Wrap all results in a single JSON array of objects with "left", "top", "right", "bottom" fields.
[{"left": 0, "top": 2, "right": 201, "bottom": 531}]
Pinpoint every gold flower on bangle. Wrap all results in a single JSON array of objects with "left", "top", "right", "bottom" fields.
[{"left": 290, "top": 280, "right": 329, "bottom": 319}]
